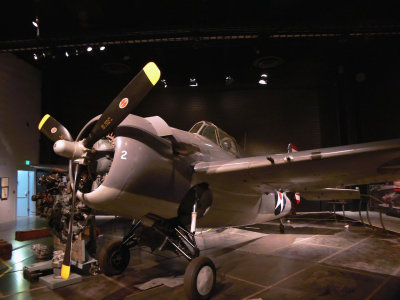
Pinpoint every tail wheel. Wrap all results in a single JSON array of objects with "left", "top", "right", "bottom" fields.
[
  {"left": 184, "top": 256, "right": 216, "bottom": 300},
  {"left": 98, "top": 239, "right": 130, "bottom": 276}
]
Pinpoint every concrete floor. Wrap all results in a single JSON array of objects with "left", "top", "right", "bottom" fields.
[{"left": 1, "top": 213, "right": 400, "bottom": 299}]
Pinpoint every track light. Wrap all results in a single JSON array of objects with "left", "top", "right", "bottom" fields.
[
  {"left": 258, "top": 73, "right": 268, "bottom": 85},
  {"left": 161, "top": 79, "right": 167, "bottom": 88},
  {"left": 33, "top": 53, "right": 38, "bottom": 60},
  {"left": 32, "top": 16, "right": 39, "bottom": 37},
  {"left": 65, "top": 51, "right": 69, "bottom": 57},
  {"left": 87, "top": 46, "right": 93, "bottom": 52},
  {"left": 189, "top": 78, "right": 198, "bottom": 87},
  {"left": 99, "top": 46, "right": 106, "bottom": 51},
  {"left": 225, "top": 75, "right": 234, "bottom": 86}
]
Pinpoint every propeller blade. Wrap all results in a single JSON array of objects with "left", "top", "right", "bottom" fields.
[
  {"left": 61, "top": 164, "right": 81, "bottom": 279},
  {"left": 38, "top": 114, "right": 73, "bottom": 142},
  {"left": 84, "top": 62, "right": 160, "bottom": 148}
]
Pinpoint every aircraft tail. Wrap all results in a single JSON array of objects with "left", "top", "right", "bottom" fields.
[
  {"left": 288, "top": 143, "right": 298, "bottom": 153},
  {"left": 288, "top": 143, "right": 300, "bottom": 204}
]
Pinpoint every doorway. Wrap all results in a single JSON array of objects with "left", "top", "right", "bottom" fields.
[{"left": 17, "top": 170, "right": 36, "bottom": 217}]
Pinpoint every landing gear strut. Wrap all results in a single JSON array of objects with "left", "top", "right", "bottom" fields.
[
  {"left": 147, "top": 212, "right": 217, "bottom": 300},
  {"left": 279, "top": 218, "right": 285, "bottom": 233},
  {"left": 98, "top": 202, "right": 216, "bottom": 299}
]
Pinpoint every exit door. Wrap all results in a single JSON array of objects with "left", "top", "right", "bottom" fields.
[{"left": 17, "top": 170, "right": 36, "bottom": 217}]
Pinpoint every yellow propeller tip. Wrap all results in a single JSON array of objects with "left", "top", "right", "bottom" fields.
[
  {"left": 143, "top": 62, "right": 161, "bottom": 86},
  {"left": 61, "top": 264, "right": 70, "bottom": 279},
  {"left": 38, "top": 114, "right": 51, "bottom": 130}
]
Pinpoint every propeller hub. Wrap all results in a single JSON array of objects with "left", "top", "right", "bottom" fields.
[{"left": 54, "top": 140, "right": 87, "bottom": 159}]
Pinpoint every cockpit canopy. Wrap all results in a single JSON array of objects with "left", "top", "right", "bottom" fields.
[{"left": 189, "top": 121, "right": 240, "bottom": 156}]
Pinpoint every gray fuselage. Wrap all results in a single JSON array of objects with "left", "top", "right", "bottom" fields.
[{"left": 77, "top": 115, "right": 290, "bottom": 227}]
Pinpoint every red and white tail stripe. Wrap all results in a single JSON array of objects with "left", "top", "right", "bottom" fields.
[{"left": 288, "top": 143, "right": 298, "bottom": 153}]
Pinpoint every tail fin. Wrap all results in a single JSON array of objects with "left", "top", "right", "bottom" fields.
[{"left": 288, "top": 143, "right": 298, "bottom": 153}]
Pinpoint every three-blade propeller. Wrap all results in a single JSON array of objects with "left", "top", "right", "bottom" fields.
[{"left": 38, "top": 62, "right": 161, "bottom": 279}]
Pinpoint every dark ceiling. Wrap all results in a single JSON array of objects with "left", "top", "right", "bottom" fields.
[
  {"left": 2, "top": 1, "right": 400, "bottom": 60},
  {"left": 2, "top": 1, "right": 400, "bottom": 39},
  {"left": 4, "top": 1, "right": 396, "bottom": 162}
]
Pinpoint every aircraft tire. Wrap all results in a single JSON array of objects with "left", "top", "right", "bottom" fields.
[
  {"left": 184, "top": 256, "right": 216, "bottom": 300},
  {"left": 98, "top": 239, "right": 130, "bottom": 276}
]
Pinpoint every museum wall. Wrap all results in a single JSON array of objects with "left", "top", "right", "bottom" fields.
[{"left": 0, "top": 53, "right": 41, "bottom": 223}]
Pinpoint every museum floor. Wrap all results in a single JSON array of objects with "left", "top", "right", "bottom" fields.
[{"left": 1, "top": 213, "right": 400, "bottom": 300}]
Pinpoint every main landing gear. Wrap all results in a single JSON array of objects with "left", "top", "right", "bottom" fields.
[
  {"left": 98, "top": 212, "right": 216, "bottom": 300},
  {"left": 279, "top": 218, "right": 285, "bottom": 233}
]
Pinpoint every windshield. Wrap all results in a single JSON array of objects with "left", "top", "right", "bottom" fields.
[
  {"left": 189, "top": 121, "right": 240, "bottom": 156},
  {"left": 218, "top": 128, "right": 239, "bottom": 154},
  {"left": 189, "top": 122, "right": 203, "bottom": 134}
]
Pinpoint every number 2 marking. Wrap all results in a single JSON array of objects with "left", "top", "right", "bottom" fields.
[{"left": 121, "top": 151, "right": 127, "bottom": 160}]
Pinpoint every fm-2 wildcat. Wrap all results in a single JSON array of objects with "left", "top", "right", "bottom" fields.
[{"left": 38, "top": 62, "right": 400, "bottom": 299}]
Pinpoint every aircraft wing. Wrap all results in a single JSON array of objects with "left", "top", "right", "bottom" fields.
[{"left": 193, "top": 139, "right": 400, "bottom": 197}]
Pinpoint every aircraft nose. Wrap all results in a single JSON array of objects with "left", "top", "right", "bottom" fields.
[{"left": 53, "top": 140, "right": 86, "bottom": 159}]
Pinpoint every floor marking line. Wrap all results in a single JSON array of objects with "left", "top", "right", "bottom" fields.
[
  {"left": 300, "top": 242, "right": 343, "bottom": 250},
  {"left": 0, "top": 286, "right": 46, "bottom": 299},
  {"left": 320, "top": 262, "right": 388, "bottom": 278},
  {"left": 242, "top": 235, "right": 372, "bottom": 300},
  {"left": 101, "top": 274, "right": 134, "bottom": 291},
  {"left": 318, "top": 235, "right": 372, "bottom": 263},
  {"left": 0, "top": 258, "right": 13, "bottom": 279},
  {"left": 392, "top": 264, "right": 400, "bottom": 276},
  {"left": 125, "top": 284, "right": 164, "bottom": 297},
  {"left": 224, "top": 274, "right": 268, "bottom": 289},
  {"left": 364, "top": 276, "right": 392, "bottom": 300},
  {"left": 269, "top": 229, "right": 335, "bottom": 254},
  {"left": 267, "top": 233, "right": 322, "bottom": 255},
  {"left": 241, "top": 265, "right": 313, "bottom": 300}
]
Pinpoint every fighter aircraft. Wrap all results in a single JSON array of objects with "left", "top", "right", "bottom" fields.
[{"left": 38, "top": 62, "right": 400, "bottom": 300}]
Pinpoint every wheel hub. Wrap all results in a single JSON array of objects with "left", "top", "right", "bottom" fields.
[
  {"left": 111, "top": 250, "right": 124, "bottom": 268},
  {"left": 196, "top": 265, "right": 214, "bottom": 296}
]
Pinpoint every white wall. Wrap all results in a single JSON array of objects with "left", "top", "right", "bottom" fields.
[{"left": 0, "top": 53, "right": 41, "bottom": 223}]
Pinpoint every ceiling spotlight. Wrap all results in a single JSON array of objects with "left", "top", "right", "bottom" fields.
[
  {"left": 32, "top": 16, "right": 39, "bottom": 37},
  {"left": 189, "top": 78, "right": 198, "bottom": 87},
  {"left": 32, "top": 17, "right": 39, "bottom": 28},
  {"left": 258, "top": 73, "right": 268, "bottom": 85},
  {"left": 87, "top": 46, "right": 93, "bottom": 52},
  {"left": 42, "top": 52, "right": 46, "bottom": 58},
  {"left": 225, "top": 75, "right": 234, "bottom": 86},
  {"left": 99, "top": 46, "right": 106, "bottom": 51},
  {"left": 75, "top": 49, "right": 79, "bottom": 56},
  {"left": 33, "top": 53, "right": 38, "bottom": 60},
  {"left": 65, "top": 51, "right": 69, "bottom": 57},
  {"left": 161, "top": 79, "right": 167, "bottom": 88}
]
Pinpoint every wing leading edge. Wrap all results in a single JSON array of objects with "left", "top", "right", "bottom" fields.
[{"left": 194, "top": 139, "right": 400, "bottom": 196}]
